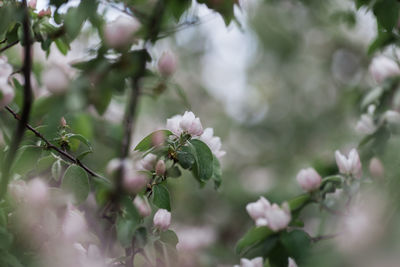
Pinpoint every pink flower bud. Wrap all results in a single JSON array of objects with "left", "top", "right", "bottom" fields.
[
  {"left": 369, "top": 56, "right": 400, "bottom": 84},
  {"left": 369, "top": 157, "right": 384, "bottom": 179},
  {"left": 139, "top": 153, "right": 157, "bottom": 171},
  {"left": 123, "top": 172, "right": 148, "bottom": 194},
  {"left": 152, "top": 130, "right": 166, "bottom": 147},
  {"left": 103, "top": 16, "right": 140, "bottom": 49},
  {"left": 158, "top": 52, "right": 177, "bottom": 77},
  {"left": 0, "top": 82, "right": 15, "bottom": 109},
  {"left": 296, "top": 167, "right": 322, "bottom": 192},
  {"left": 26, "top": 178, "right": 49, "bottom": 205},
  {"left": 335, "top": 148, "right": 362, "bottom": 179},
  {"left": 153, "top": 209, "right": 171, "bottom": 231},
  {"left": 264, "top": 203, "right": 291, "bottom": 232},
  {"left": 288, "top": 257, "right": 298, "bottom": 267},
  {"left": 60, "top": 117, "right": 67, "bottom": 127},
  {"left": 38, "top": 7, "right": 51, "bottom": 17},
  {"left": 155, "top": 159, "right": 166, "bottom": 176},
  {"left": 133, "top": 196, "right": 151, "bottom": 217},
  {"left": 246, "top": 197, "right": 271, "bottom": 221},
  {"left": 28, "top": 0, "right": 36, "bottom": 9}
]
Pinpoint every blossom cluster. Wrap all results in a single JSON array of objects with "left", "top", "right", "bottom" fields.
[{"left": 246, "top": 197, "right": 291, "bottom": 231}]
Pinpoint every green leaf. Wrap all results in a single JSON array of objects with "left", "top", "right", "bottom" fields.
[
  {"left": 65, "top": 133, "right": 92, "bottom": 151},
  {"left": 160, "top": 229, "right": 179, "bottom": 248},
  {"left": 12, "top": 145, "right": 42, "bottom": 175},
  {"left": 37, "top": 155, "right": 56, "bottom": 173},
  {"left": 367, "top": 30, "right": 396, "bottom": 55},
  {"left": 188, "top": 139, "right": 214, "bottom": 182},
  {"left": 152, "top": 184, "right": 171, "bottom": 211},
  {"left": 166, "top": 166, "right": 181, "bottom": 178},
  {"left": 54, "top": 38, "right": 70, "bottom": 55},
  {"left": 373, "top": 0, "right": 399, "bottom": 31},
  {"left": 280, "top": 230, "right": 311, "bottom": 261},
  {"left": 134, "top": 130, "right": 173, "bottom": 152},
  {"left": 235, "top": 226, "right": 274, "bottom": 256},
  {"left": 287, "top": 194, "right": 311, "bottom": 212},
  {"left": 61, "top": 165, "right": 90, "bottom": 204},
  {"left": 176, "top": 146, "right": 195, "bottom": 169},
  {"left": 211, "top": 155, "right": 222, "bottom": 189},
  {"left": 116, "top": 216, "right": 138, "bottom": 247}
]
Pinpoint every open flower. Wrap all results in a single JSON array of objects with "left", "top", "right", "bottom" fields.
[
  {"left": 335, "top": 148, "right": 362, "bottom": 179},
  {"left": 246, "top": 197, "right": 291, "bottom": 231},
  {"left": 369, "top": 56, "right": 400, "bottom": 84},
  {"left": 166, "top": 111, "right": 203, "bottom": 137},
  {"left": 199, "top": 128, "right": 226, "bottom": 158},
  {"left": 355, "top": 114, "right": 376, "bottom": 135},
  {"left": 296, "top": 167, "right": 322, "bottom": 192}
]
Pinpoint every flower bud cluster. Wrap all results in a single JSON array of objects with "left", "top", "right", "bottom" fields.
[
  {"left": 335, "top": 148, "right": 362, "bottom": 179},
  {"left": 166, "top": 111, "right": 204, "bottom": 137}
]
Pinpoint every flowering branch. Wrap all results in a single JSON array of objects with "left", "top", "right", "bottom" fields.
[
  {"left": 4, "top": 106, "right": 106, "bottom": 182},
  {"left": 0, "top": 2, "right": 32, "bottom": 199}
]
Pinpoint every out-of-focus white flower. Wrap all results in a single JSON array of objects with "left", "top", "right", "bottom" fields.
[
  {"left": 369, "top": 157, "right": 384, "bottom": 179},
  {"left": 28, "top": 0, "right": 36, "bottom": 8},
  {"left": 155, "top": 159, "right": 166, "bottom": 176},
  {"left": 199, "top": 128, "right": 226, "bottom": 158},
  {"left": 62, "top": 205, "right": 87, "bottom": 241},
  {"left": 123, "top": 171, "right": 148, "bottom": 194},
  {"left": 139, "top": 153, "right": 157, "bottom": 171},
  {"left": 42, "top": 65, "right": 69, "bottom": 94},
  {"left": 179, "top": 111, "right": 204, "bottom": 136},
  {"left": 166, "top": 111, "right": 204, "bottom": 137},
  {"left": 8, "top": 180, "right": 28, "bottom": 203},
  {"left": 106, "top": 158, "right": 123, "bottom": 175},
  {"left": 0, "top": 56, "right": 12, "bottom": 83},
  {"left": 335, "top": 193, "right": 386, "bottom": 253},
  {"left": 335, "top": 148, "right": 362, "bottom": 179},
  {"left": 103, "top": 16, "right": 140, "bottom": 49},
  {"left": 234, "top": 257, "right": 263, "bottom": 267},
  {"left": 26, "top": 178, "right": 49, "bottom": 205},
  {"left": 0, "top": 82, "right": 15, "bottom": 109},
  {"left": 296, "top": 167, "right": 322, "bottom": 192},
  {"left": 176, "top": 226, "right": 216, "bottom": 252},
  {"left": 369, "top": 56, "right": 400, "bottom": 84},
  {"left": 246, "top": 197, "right": 271, "bottom": 222},
  {"left": 264, "top": 203, "right": 291, "bottom": 232},
  {"left": 158, "top": 51, "right": 177, "bottom": 77},
  {"left": 355, "top": 114, "right": 376, "bottom": 135},
  {"left": 384, "top": 110, "right": 400, "bottom": 124},
  {"left": 153, "top": 209, "right": 171, "bottom": 231},
  {"left": 288, "top": 257, "right": 298, "bottom": 267},
  {"left": 133, "top": 195, "right": 151, "bottom": 217}
]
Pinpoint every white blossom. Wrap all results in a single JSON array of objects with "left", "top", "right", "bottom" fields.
[
  {"left": 288, "top": 257, "right": 298, "bottom": 267},
  {"left": 199, "top": 128, "right": 226, "bottom": 158},
  {"left": 335, "top": 148, "right": 362, "bottom": 179},
  {"left": 103, "top": 16, "right": 140, "bottom": 49},
  {"left": 264, "top": 202, "right": 291, "bottom": 231},
  {"left": 234, "top": 257, "right": 263, "bottom": 267},
  {"left": 355, "top": 114, "right": 376, "bottom": 135},
  {"left": 369, "top": 56, "right": 400, "bottom": 84}
]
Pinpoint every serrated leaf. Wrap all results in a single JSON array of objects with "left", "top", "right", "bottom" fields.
[
  {"left": 61, "top": 165, "right": 89, "bottom": 204},
  {"left": 152, "top": 184, "right": 171, "bottom": 211},
  {"left": 166, "top": 166, "right": 181, "bottom": 178},
  {"left": 134, "top": 130, "right": 173, "bottom": 152}
]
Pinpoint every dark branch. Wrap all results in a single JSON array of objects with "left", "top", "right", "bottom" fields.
[
  {"left": 0, "top": 2, "right": 32, "bottom": 199},
  {"left": 0, "top": 40, "right": 19, "bottom": 53},
  {"left": 4, "top": 106, "right": 108, "bottom": 182}
]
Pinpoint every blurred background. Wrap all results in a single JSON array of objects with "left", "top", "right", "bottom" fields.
[{"left": 3, "top": 0, "right": 400, "bottom": 266}]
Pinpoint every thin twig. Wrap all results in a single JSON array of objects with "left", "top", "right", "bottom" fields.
[
  {"left": 0, "top": 40, "right": 19, "bottom": 53},
  {"left": 4, "top": 106, "right": 107, "bottom": 181},
  {"left": 311, "top": 233, "right": 338, "bottom": 243},
  {"left": 0, "top": 2, "right": 32, "bottom": 199}
]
